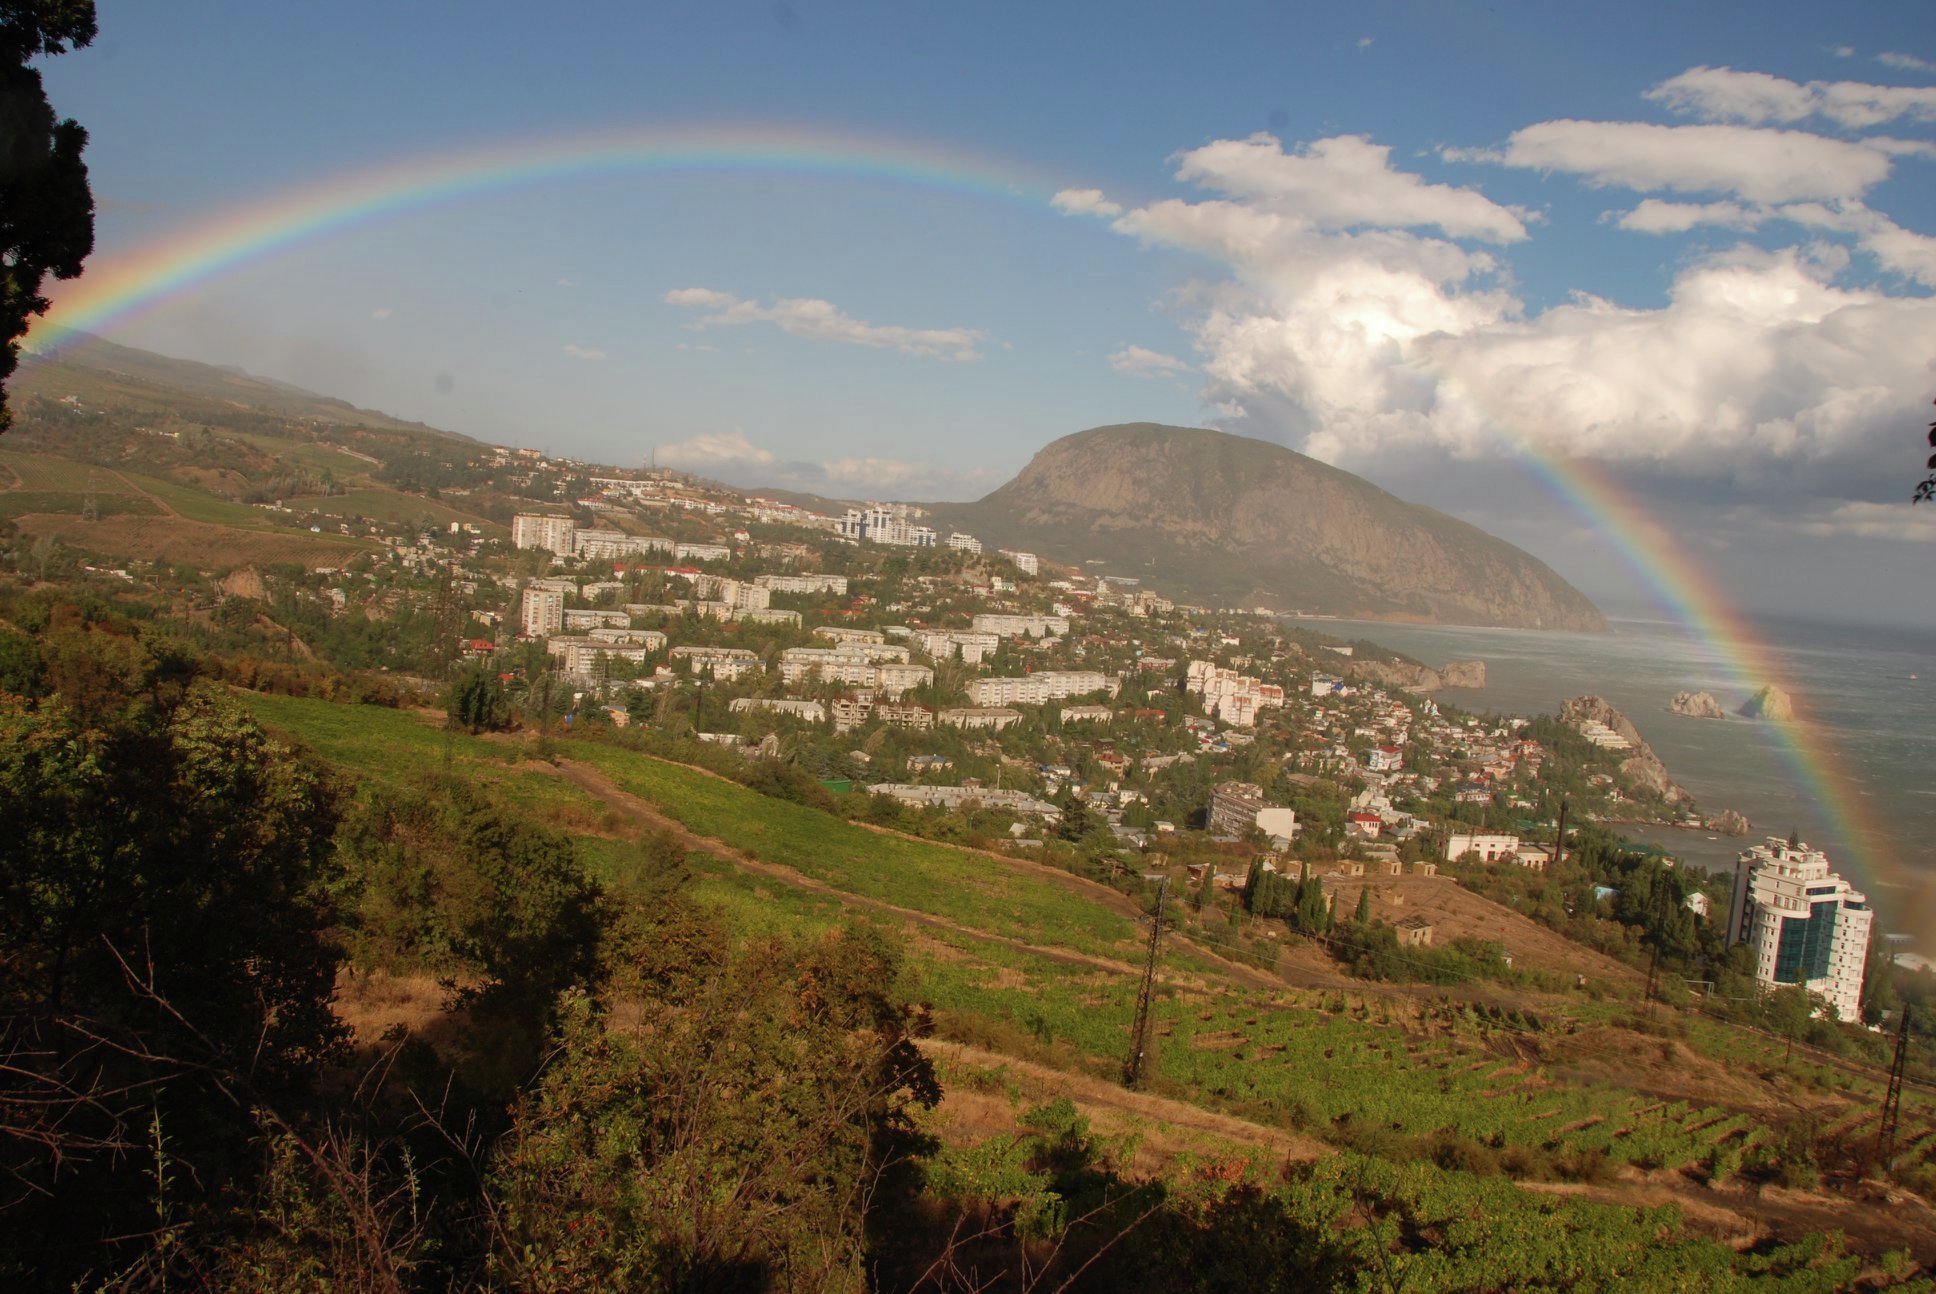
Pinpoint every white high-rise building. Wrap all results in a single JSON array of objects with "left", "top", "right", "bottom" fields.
[
  {"left": 519, "top": 586, "right": 564, "bottom": 637},
  {"left": 511, "top": 514, "right": 576, "bottom": 556},
  {"left": 1727, "top": 838, "right": 1873, "bottom": 1022}
]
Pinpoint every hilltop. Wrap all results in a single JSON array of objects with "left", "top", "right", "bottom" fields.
[{"left": 925, "top": 423, "right": 1606, "bottom": 631}]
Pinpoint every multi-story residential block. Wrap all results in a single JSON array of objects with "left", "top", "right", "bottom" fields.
[
  {"left": 1727, "top": 838, "right": 1872, "bottom": 1021},
  {"left": 938, "top": 707, "right": 1022, "bottom": 731},
  {"left": 874, "top": 662, "right": 934, "bottom": 699},
  {"left": 572, "top": 529, "right": 675, "bottom": 560},
  {"left": 588, "top": 627, "right": 666, "bottom": 650},
  {"left": 997, "top": 549, "right": 1038, "bottom": 576},
  {"left": 971, "top": 613, "right": 1069, "bottom": 638},
  {"left": 733, "top": 608, "right": 802, "bottom": 625},
  {"left": 519, "top": 586, "right": 563, "bottom": 636},
  {"left": 834, "top": 503, "right": 937, "bottom": 547},
  {"left": 562, "top": 608, "right": 631, "bottom": 631},
  {"left": 1060, "top": 705, "right": 1113, "bottom": 724},
  {"left": 815, "top": 626, "right": 887, "bottom": 646},
  {"left": 865, "top": 783, "right": 1059, "bottom": 818},
  {"left": 945, "top": 532, "right": 982, "bottom": 554},
  {"left": 669, "top": 645, "right": 762, "bottom": 681},
  {"left": 873, "top": 702, "right": 934, "bottom": 729},
  {"left": 1204, "top": 781, "right": 1296, "bottom": 847},
  {"left": 755, "top": 573, "right": 849, "bottom": 596},
  {"left": 511, "top": 514, "right": 576, "bottom": 556},
  {"left": 675, "top": 542, "right": 733, "bottom": 563},
  {"left": 729, "top": 698, "right": 827, "bottom": 723},
  {"left": 967, "top": 671, "right": 1114, "bottom": 707}
]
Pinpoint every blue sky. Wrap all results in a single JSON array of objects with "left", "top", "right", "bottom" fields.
[{"left": 31, "top": 1, "right": 1936, "bottom": 623}]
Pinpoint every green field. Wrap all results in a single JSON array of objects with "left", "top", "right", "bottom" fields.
[
  {"left": 0, "top": 449, "right": 133, "bottom": 494},
  {"left": 0, "top": 491, "right": 162, "bottom": 521},
  {"left": 285, "top": 487, "right": 500, "bottom": 531},
  {"left": 231, "top": 692, "right": 1922, "bottom": 1191}
]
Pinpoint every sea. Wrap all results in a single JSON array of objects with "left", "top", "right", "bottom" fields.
[{"left": 1284, "top": 612, "right": 1936, "bottom": 945}]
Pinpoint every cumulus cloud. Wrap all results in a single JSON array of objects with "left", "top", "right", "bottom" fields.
[
  {"left": 1486, "top": 120, "right": 1900, "bottom": 203},
  {"left": 370, "top": 307, "right": 391, "bottom": 320},
  {"left": 1878, "top": 52, "right": 1936, "bottom": 73},
  {"left": 1828, "top": 45, "right": 1855, "bottom": 59},
  {"left": 663, "top": 288, "right": 984, "bottom": 361},
  {"left": 655, "top": 430, "right": 776, "bottom": 470},
  {"left": 562, "top": 343, "right": 607, "bottom": 360},
  {"left": 1645, "top": 65, "right": 1936, "bottom": 129},
  {"left": 1051, "top": 188, "right": 1123, "bottom": 217},
  {"left": 1613, "top": 197, "right": 1936, "bottom": 286},
  {"left": 1169, "top": 133, "right": 1528, "bottom": 242},
  {"left": 1109, "top": 345, "right": 1190, "bottom": 377},
  {"left": 1079, "top": 126, "right": 1936, "bottom": 503}
]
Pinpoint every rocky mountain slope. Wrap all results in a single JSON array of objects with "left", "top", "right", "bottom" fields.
[{"left": 926, "top": 424, "right": 1606, "bottom": 631}]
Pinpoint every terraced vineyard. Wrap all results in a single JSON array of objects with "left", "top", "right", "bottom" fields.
[{"left": 235, "top": 692, "right": 1936, "bottom": 1271}]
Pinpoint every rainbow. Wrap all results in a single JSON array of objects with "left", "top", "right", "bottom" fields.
[
  {"left": 27, "top": 121, "right": 1063, "bottom": 345},
  {"left": 21, "top": 123, "right": 1923, "bottom": 934},
  {"left": 1436, "top": 379, "right": 1922, "bottom": 934}
]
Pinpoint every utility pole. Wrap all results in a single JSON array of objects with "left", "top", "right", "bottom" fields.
[
  {"left": 1881, "top": 1004, "right": 1912, "bottom": 1164},
  {"left": 1123, "top": 879, "right": 1169, "bottom": 1088}
]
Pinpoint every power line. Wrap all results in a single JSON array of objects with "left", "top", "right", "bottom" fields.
[{"left": 1122, "top": 879, "right": 1169, "bottom": 1088}]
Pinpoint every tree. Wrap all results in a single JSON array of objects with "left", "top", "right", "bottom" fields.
[
  {"left": 1917, "top": 399, "right": 1936, "bottom": 504},
  {"left": 0, "top": 685, "right": 343, "bottom": 1289},
  {"left": 1354, "top": 887, "right": 1372, "bottom": 926},
  {"left": 446, "top": 661, "right": 512, "bottom": 733},
  {"left": 1, "top": 1, "right": 97, "bottom": 433}
]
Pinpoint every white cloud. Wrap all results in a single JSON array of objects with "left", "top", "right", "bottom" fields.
[
  {"left": 1645, "top": 65, "right": 1936, "bottom": 129},
  {"left": 557, "top": 277, "right": 578, "bottom": 288},
  {"left": 1357, "top": 36, "right": 1373, "bottom": 50},
  {"left": 656, "top": 430, "right": 776, "bottom": 470},
  {"left": 1616, "top": 198, "right": 1760, "bottom": 233},
  {"left": 1488, "top": 119, "right": 1899, "bottom": 203},
  {"left": 1109, "top": 344, "right": 1191, "bottom": 378},
  {"left": 1878, "top": 52, "right": 1936, "bottom": 73},
  {"left": 1828, "top": 45, "right": 1855, "bottom": 59},
  {"left": 562, "top": 343, "right": 607, "bottom": 361},
  {"left": 663, "top": 288, "right": 984, "bottom": 361},
  {"left": 370, "top": 307, "right": 391, "bottom": 320},
  {"left": 1051, "top": 188, "right": 1123, "bottom": 217},
  {"left": 1169, "top": 133, "right": 1528, "bottom": 242},
  {"left": 1614, "top": 197, "right": 1936, "bottom": 286},
  {"left": 1082, "top": 129, "right": 1936, "bottom": 497},
  {"left": 1792, "top": 500, "right": 1936, "bottom": 541}
]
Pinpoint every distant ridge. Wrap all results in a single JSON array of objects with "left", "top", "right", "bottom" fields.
[
  {"left": 924, "top": 423, "right": 1605, "bottom": 631},
  {"left": 21, "top": 330, "right": 472, "bottom": 440}
]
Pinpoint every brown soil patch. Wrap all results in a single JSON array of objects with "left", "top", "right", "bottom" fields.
[
  {"left": 1326, "top": 874, "right": 1645, "bottom": 988},
  {"left": 922, "top": 1038, "right": 1330, "bottom": 1177}
]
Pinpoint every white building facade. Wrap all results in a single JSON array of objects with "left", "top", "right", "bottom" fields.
[{"left": 1727, "top": 838, "right": 1872, "bottom": 1021}]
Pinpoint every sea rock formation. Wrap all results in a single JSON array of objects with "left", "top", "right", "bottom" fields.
[
  {"left": 1669, "top": 690, "right": 1726, "bottom": 720},
  {"left": 1705, "top": 809, "right": 1751, "bottom": 836},
  {"left": 1343, "top": 657, "right": 1486, "bottom": 693},
  {"left": 1738, "top": 685, "right": 1795, "bottom": 720},
  {"left": 1560, "top": 695, "right": 1693, "bottom": 806}
]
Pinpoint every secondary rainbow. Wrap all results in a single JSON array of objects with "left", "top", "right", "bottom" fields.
[{"left": 29, "top": 122, "right": 1062, "bottom": 345}]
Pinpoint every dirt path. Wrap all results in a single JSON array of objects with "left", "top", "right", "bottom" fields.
[
  {"left": 919, "top": 1037, "right": 1331, "bottom": 1175},
  {"left": 1525, "top": 1175, "right": 1936, "bottom": 1264}
]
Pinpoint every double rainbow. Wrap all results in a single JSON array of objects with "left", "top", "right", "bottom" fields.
[{"left": 25, "top": 122, "right": 1922, "bottom": 933}]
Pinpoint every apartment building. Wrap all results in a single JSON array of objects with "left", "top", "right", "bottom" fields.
[
  {"left": 967, "top": 671, "right": 1115, "bottom": 707},
  {"left": 1727, "top": 838, "right": 1872, "bottom": 1021},
  {"left": 511, "top": 513, "right": 576, "bottom": 556},
  {"left": 519, "top": 586, "right": 563, "bottom": 637},
  {"left": 971, "top": 613, "right": 1068, "bottom": 638}
]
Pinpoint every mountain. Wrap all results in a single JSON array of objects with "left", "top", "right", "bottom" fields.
[
  {"left": 19, "top": 330, "right": 470, "bottom": 439},
  {"left": 925, "top": 423, "right": 1606, "bottom": 631}
]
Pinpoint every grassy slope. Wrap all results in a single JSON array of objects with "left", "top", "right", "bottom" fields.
[{"left": 236, "top": 693, "right": 1936, "bottom": 1220}]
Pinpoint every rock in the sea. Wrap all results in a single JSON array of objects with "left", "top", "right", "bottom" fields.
[
  {"left": 1738, "top": 685, "right": 1795, "bottom": 720},
  {"left": 1705, "top": 809, "right": 1751, "bottom": 836},
  {"left": 1670, "top": 690, "right": 1726, "bottom": 720}
]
